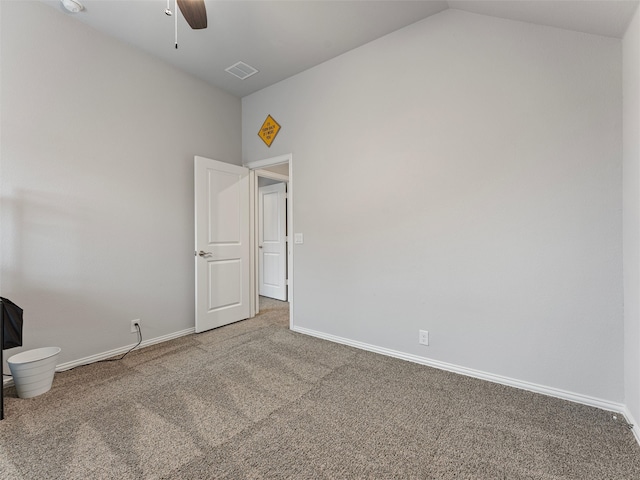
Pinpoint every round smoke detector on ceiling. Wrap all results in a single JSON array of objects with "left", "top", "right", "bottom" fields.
[{"left": 61, "top": 0, "right": 84, "bottom": 13}]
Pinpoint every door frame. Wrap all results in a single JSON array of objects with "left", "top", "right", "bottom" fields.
[{"left": 245, "top": 154, "right": 293, "bottom": 328}]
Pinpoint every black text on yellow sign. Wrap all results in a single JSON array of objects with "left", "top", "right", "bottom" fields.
[{"left": 258, "top": 115, "right": 281, "bottom": 147}]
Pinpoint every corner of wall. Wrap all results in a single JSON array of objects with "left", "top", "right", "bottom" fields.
[{"left": 623, "top": 3, "right": 640, "bottom": 439}]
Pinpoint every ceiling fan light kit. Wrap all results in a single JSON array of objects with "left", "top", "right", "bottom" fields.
[{"left": 61, "top": 0, "right": 83, "bottom": 14}]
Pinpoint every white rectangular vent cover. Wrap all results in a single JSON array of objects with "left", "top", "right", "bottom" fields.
[{"left": 225, "top": 61, "right": 258, "bottom": 80}]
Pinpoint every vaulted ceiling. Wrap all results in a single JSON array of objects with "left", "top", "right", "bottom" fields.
[{"left": 41, "top": 0, "right": 639, "bottom": 97}]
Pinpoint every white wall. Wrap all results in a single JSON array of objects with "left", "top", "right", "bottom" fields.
[
  {"left": 624, "top": 5, "right": 640, "bottom": 424},
  {"left": 243, "top": 10, "right": 623, "bottom": 401},
  {"left": 0, "top": 1, "right": 241, "bottom": 368}
]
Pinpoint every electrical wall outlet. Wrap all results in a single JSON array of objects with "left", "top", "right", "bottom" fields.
[
  {"left": 131, "top": 319, "right": 142, "bottom": 334},
  {"left": 419, "top": 330, "right": 429, "bottom": 346}
]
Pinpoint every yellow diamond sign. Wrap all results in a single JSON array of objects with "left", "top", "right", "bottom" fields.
[{"left": 258, "top": 115, "right": 281, "bottom": 147}]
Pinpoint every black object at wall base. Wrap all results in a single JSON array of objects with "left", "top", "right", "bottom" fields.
[{"left": 1, "top": 297, "right": 25, "bottom": 420}]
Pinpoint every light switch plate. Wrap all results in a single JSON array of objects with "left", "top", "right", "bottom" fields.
[{"left": 294, "top": 233, "right": 304, "bottom": 244}]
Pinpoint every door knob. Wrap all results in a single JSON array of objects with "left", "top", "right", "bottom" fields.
[
  {"left": 259, "top": 245, "right": 263, "bottom": 249},
  {"left": 198, "top": 250, "right": 212, "bottom": 257}
]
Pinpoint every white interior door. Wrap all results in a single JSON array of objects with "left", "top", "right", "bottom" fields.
[
  {"left": 194, "top": 156, "right": 250, "bottom": 332},
  {"left": 259, "top": 182, "right": 287, "bottom": 301}
]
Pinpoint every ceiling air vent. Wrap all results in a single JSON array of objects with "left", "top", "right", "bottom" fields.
[{"left": 225, "top": 61, "right": 259, "bottom": 80}]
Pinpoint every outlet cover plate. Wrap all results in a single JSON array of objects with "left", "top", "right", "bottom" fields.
[{"left": 131, "top": 319, "right": 141, "bottom": 334}]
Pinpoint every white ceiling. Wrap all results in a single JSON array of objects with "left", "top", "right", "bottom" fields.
[{"left": 41, "top": 0, "right": 639, "bottom": 98}]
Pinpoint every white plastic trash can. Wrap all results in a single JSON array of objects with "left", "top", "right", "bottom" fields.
[{"left": 7, "top": 347, "right": 61, "bottom": 399}]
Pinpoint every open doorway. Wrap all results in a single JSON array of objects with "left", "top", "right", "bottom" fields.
[
  {"left": 245, "top": 155, "right": 293, "bottom": 325},
  {"left": 257, "top": 168, "right": 288, "bottom": 304}
]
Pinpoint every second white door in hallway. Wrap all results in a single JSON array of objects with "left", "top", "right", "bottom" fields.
[{"left": 258, "top": 182, "right": 287, "bottom": 301}]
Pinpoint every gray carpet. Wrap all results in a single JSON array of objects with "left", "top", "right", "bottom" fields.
[{"left": 1, "top": 297, "right": 639, "bottom": 479}]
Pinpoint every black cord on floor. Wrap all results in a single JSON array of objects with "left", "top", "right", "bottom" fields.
[
  {"left": 96, "top": 323, "right": 143, "bottom": 363},
  {"left": 64, "top": 323, "right": 143, "bottom": 372}
]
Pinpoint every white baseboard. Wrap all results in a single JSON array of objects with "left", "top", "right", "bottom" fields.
[
  {"left": 2, "top": 327, "right": 195, "bottom": 387},
  {"left": 621, "top": 406, "right": 640, "bottom": 445},
  {"left": 56, "top": 327, "right": 196, "bottom": 372},
  {"left": 291, "top": 326, "right": 632, "bottom": 423},
  {"left": 5, "top": 322, "right": 638, "bottom": 448}
]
